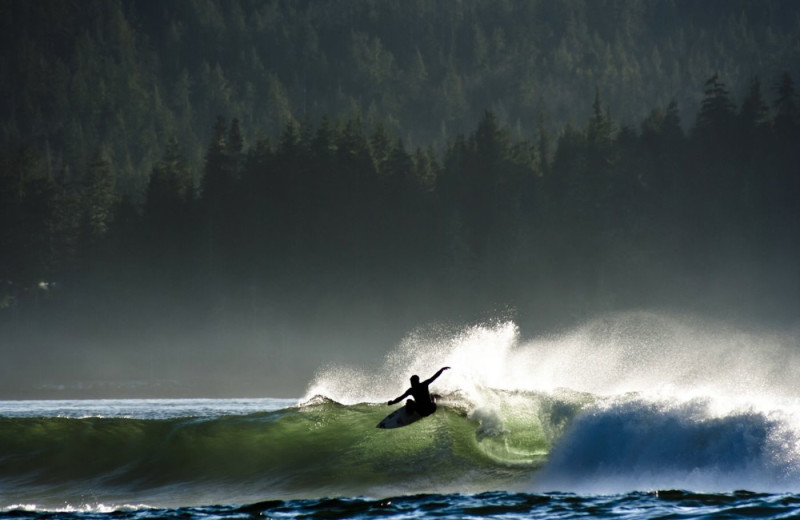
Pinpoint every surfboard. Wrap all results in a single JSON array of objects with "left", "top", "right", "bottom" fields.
[{"left": 377, "top": 406, "right": 423, "bottom": 429}]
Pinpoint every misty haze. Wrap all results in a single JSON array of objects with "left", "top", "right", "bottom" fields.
[{"left": 1, "top": 0, "right": 799, "bottom": 400}]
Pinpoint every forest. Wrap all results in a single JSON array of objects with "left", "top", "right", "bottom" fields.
[
  {"left": 3, "top": 0, "right": 800, "bottom": 189},
  {"left": 1, "top": 0, "right": 799, "bottom": 396}
]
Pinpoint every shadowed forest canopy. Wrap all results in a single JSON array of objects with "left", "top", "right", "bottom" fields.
[
  {"left": 1, "top": 0, "right": 799, "bottom": 397},
  {"left": 3, "top": 0, "right": 800, "bottom": 188}
]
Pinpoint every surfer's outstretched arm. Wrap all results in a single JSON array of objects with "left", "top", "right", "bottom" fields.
[
  {"left": 424, "top": 366, "right": 450, "bottom": 385},
  {"left": 388, "top": 389, "right": 411, "bottom": 406}
]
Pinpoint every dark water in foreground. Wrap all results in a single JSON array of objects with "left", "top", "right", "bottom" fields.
[{"left": 7, "top": 490, "right": 800, "bottom": 520}]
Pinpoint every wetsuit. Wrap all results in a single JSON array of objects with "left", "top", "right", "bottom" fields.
[
  {"left": 407, "top": 381, "right": 436, "bottom": 416},
  {"left": 388, "top": 367, "right": 450, "bottom": 417}
]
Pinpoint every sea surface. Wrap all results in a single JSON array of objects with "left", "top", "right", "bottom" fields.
[{"left": 3, "top": 317, "right": 800, "bottom": 519}]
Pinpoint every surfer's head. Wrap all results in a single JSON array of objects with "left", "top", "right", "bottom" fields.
[{"left": 410, "top": 375, "right": 420, "bottom": 386}]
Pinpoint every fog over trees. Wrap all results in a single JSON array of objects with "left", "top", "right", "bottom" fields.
[{"left": 1, "top": 0, "right": 799, "bottom": 398}]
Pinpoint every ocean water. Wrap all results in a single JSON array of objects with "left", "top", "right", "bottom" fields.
[{"left": 3, "top": 314, "right": 800, "bottom": 519}]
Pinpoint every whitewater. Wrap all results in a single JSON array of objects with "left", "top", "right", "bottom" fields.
[{"left": 3, "top": 311, "right": 800, "bottom": 519}]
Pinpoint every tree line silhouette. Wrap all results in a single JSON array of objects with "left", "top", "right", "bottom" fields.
[
  {"left": 3, "top": 73, "right": 798, "bottom": 331},
  {"left": 3, "top": 0, "right": 800, "bottom": 193}
]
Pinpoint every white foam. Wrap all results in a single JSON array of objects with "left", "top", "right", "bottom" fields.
[
  {"left": 304, "top": 311, "right": 800, "bottom": 405},
  {"left": 4, "top": 503, "right": 154, "bottom": 514},
  {"left": 303, "top": 311, "right": 800, "bottom": 492}
]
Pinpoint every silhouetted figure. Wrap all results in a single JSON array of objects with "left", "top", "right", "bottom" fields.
[{"left": 388, "top": 366, "right": 450, "bottom": 417}]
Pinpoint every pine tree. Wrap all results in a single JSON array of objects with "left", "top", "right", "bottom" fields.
[
  {"left": 663, "top": 100, "right": 683, "bottom": 142},
  {"left": 144, "top": 138, "right": 196, "bottom": 291},
  {"left": 740, "top": 76, "right": 770, "bottom": 133},
  {"left": 412, "top": 145, "right": 438, "bottom": 193},
  {"left": 200, "top": 116, "right": 236, "bottom": 287},
  {"left": 228, "top": 118, "right": 244, "bottom": 157},
  {"left": 148, "top": 137, "right": 193, "bottom": 207},
  {"left": 587, "top": 87, "right": 614, "bottom": 147},
  {"left": 202, "top": 116, "right": 231, "bottom": 205},
  {"left": 537, "top": 121, "right": 551, "bottom": 177},
  {"left": 695, "top": 73, "right": 737, "bottom": 138},
  {"left": 369, "top": 121, "right": 394, "bottom": 176},
  {"left": 82, "top": 148, "right": 116, "bottom": 242}
]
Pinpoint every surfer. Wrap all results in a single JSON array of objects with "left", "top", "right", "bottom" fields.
[{"left": 388, "top": 366, "right": 450, "bottom": 417}]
